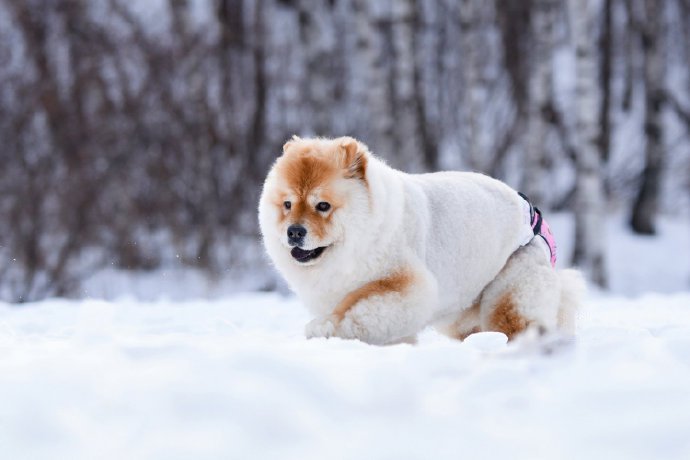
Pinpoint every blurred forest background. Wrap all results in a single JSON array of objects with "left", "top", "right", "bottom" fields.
[{"left": 1, "top": 0, "right": 689, "bottom": 302}]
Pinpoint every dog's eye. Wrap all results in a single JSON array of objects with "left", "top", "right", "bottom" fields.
[
  {"left": 316, "top": 202, "right": 331, "bottom": 212},
  {"left": 283, "top": 201, "right": 291, "bottom": 210}
]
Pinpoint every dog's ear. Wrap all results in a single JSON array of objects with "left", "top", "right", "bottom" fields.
[
  {"left": 339, "top": 137, "right": 368, "bottom": 180},
  {"left": 282, "top": 135, "right": 302, "bottom": 155}
]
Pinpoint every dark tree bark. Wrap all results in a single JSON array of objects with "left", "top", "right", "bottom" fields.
[
  {"left": 598, "top": 0, "right": 613, "bottom": 167},
  {"left": 630, "top": 0, "right": 665, "bottom": 235}
]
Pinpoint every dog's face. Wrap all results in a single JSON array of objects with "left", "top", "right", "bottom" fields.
[{"left": 259, "top": 136, "right": 369, "bottom": 267}]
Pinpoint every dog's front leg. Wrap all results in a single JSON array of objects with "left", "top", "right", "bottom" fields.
[{"left": 305, "top": 267, "right": 436, "bottom": 345}]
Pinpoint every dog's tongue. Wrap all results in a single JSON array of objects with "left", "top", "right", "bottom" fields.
[{"left": 291, "top": 247, "right": 313, "bottom": 259}]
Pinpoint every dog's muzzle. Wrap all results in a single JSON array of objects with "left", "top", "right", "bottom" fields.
[{"left": 291, "top": 246, "right": 327, "bottom": 263}]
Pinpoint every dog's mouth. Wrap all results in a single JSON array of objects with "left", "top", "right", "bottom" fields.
[{"left": 290, "top": 246, "right": 327, "bottom": 263}]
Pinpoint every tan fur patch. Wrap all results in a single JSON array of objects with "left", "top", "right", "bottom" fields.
[
  {"left": 443, "top": 301, "right": 481, "bottom": 341},
  {"left": 274, "top": 150, "right": 338, "bottom": 239},
  {"left": 273, "top": 137, "right": 369, "bottom": 238},
  {"left": 339, "top": 137, "right": 368, "bottom": 182},
  {"left": 459, "top": 326, "right": 481, "bottom": 340},
  {"left": 333, "top": 269, "right": 414, "bottom": 321},
  {"left": 488, "top": 293, "right": 528, "bottom": 340},
  {"left": 279, "top": 153, "right": 340, "bottom": 198}
]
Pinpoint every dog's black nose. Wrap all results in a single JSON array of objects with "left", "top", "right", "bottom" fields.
[{"left": 287, "top": 224, "right": 307, "bottom": 246}]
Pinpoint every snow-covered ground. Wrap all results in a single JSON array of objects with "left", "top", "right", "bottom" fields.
[
  {"left": 1, "top": 214, "right": 689, "bottom": 459},
  {"left": 1, "top": 292, "right": 690, "bottom": 460}
]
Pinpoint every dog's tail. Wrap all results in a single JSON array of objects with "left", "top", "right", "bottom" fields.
[{"left": 557, "top": 269, "right": 586, "bottom": 335}]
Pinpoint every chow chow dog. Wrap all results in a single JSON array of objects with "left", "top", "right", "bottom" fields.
[{"left": 259, "top": 136, "right": 585, "bottom": 345}]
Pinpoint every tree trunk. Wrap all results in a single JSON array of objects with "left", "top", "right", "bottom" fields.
[
  {"left": 297, "top": 0, "right": 337, "bottom": 137},
  {"left": 411, "top": 1, "right": 439, "bottom": 171},
  {"left": 621, "top": 0, "right": 636, "bottom": 112},
  {"left": 390, "top": 0, "right": 426, "bottom": 172},
  {"left": 598, "top": 0, "right": 613, "bottom": 183},
  {"left": 352, "top": 0, "right": 396, "bottom": 163},
  {"left": 569, "top": 0, "right": 608, "bottom": 287},
  {"left": 459, "top": 0, "right": 482, "bottom": 170},
  {"left": 630, "top": 0, "right": 665, "bottom": 235},
  {"left": 524, "top": 0, "right": 557, "bottom": 206}
]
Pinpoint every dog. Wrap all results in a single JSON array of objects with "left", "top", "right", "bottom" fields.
[{"left": 258, "top": 136, "right": 585, "bottom": 345}]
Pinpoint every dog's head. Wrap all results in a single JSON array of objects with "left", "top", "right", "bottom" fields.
[{"left": 259, "top": 136, "right": 370, "bottom": 267}]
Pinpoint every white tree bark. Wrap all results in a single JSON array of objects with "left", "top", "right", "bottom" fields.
[
  {"left": 352, "top": 0, "right": 396, "bottom": 163},
  {"left": 391, "top": 0, "right": 425, "bottom": 172},
  {"left": 523, "top": 0, "right": 557, "bottom": 205},
  {"left": 569, "top": 0, "right": 607, "bottom": 287},
  {"left": 459, "top": 0, "right": 482, "bottom": 171},
  {"left": 297, "top": 0, "right": 337, "bottom": 136}
]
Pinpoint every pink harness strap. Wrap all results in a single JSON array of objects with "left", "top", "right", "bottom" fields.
[
  {"left": 519, "top": 192, "right": 557, "bottom": 267},
  {"left": 533, "top": 210, "right": 557, "bottom": 267}
]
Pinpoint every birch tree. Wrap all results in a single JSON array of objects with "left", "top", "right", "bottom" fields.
[
  {"left": 296, "top": 0, "right": 337, "bottom": 136},
  {"left": 630, "top": 0, "right": 665, "bottom": 234},
  {"left": 523, "top": 0, "right": 557, "bottom": 205},
  {"left": 569, "top": 0, "right": 607, "bottom": 287},
  {"left": 459, "top": 0, "right": 482, "bottom": 170},
  {"left": 598, "top": 0, "right": 613, "bottom": 168},
  {"left": 391, "top": 0, "right": 426, "bottom": 172},
  {"left": 351, "top": 0, "right": 396, "bottom": 164}
]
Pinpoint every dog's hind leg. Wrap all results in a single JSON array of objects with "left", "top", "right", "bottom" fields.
[
  {"left": 479, "top": 241, "right": 562, "bottom": 340},
  {"left": 435, "top": 300, "right": 482, "bottom": 341}
]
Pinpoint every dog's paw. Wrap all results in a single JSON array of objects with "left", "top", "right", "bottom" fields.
[
  {"left": 305, "top": 315, "right": 338, "bottom": 339},
  {"left": 337, "top": 314, "right": 372, "bottom": 342}
]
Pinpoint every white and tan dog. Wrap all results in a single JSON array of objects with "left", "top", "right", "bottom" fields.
[{"left": 259, "top": 136, "right": 585, "bottom": 345}]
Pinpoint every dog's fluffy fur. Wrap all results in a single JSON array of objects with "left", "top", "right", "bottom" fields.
[{"left": 259, "top": 136, "right": 585, "bottom": 345}]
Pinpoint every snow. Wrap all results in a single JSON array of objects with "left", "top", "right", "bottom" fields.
[
  {"left": 547, "top": 212, "right": 690, "bottom": 295},
  {"left": 1, "top": 293, "right": 690, "bottom": 459},
  {"left": 2, "top": 214, "right": 690, "bottom": 459}
]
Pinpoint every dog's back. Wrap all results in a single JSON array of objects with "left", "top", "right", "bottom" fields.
[{"left": 397, "top": 170, "right": 532, "bottom": 318}]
